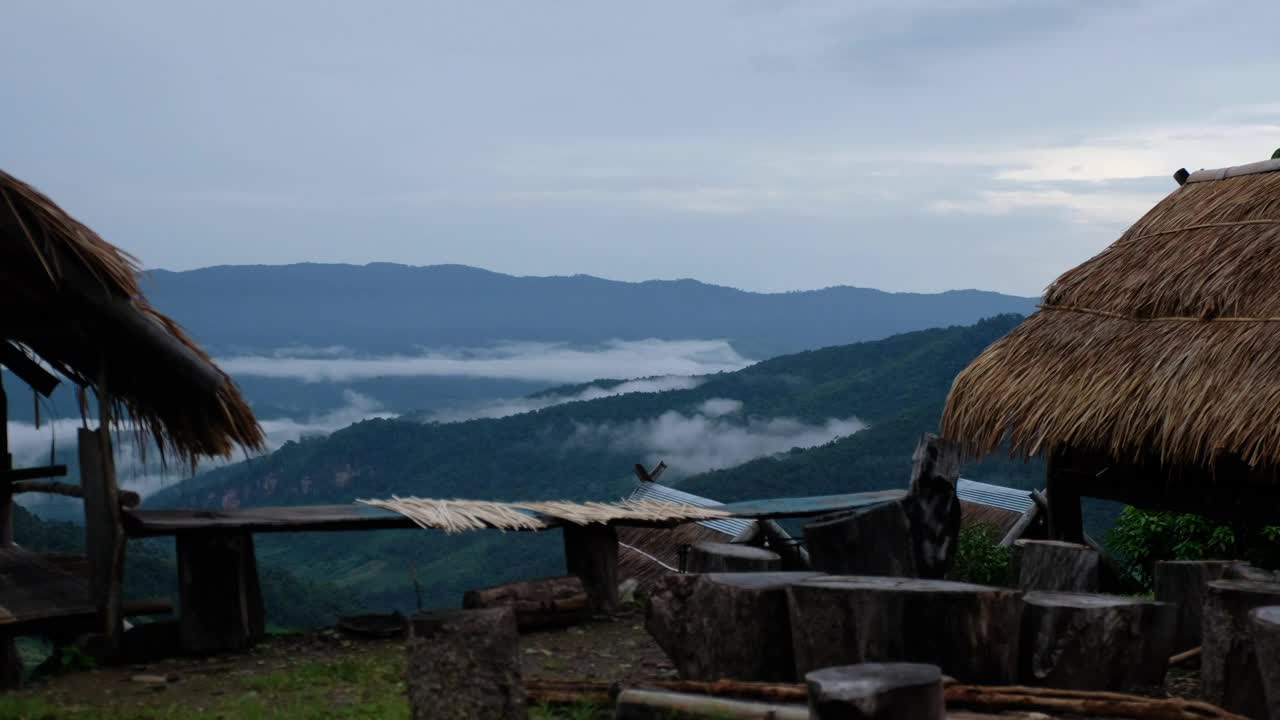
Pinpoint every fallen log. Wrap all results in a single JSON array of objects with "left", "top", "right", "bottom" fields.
[
  {"left": 615, "top": 689, "right": 808, "bottom": 720},
  {"left": 526, "top": 678, "right": 1246, "bottom": 719},
  {"left": 462, "top": 575, "right": 591, "bottom": 631},
  {"left": 1168, "top": 646, "right": 1201, "bottom": 667}
]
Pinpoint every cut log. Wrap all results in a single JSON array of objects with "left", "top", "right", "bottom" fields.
[
  {"left": 804, "top": 501, "right": 917, "bottom": 577},
  {"left": 1010, "top": 540, "right": 1099, "bottom": 593},
  {"left": 1018, "top": 591, "right": 1175, "bottom": 691},
  {"left": 1250, "top": 606, "right": 1280, "bottom": 720},
  {"left": 806, "top": 663, "right": 945, "bottom": 720},
  {"left": 176, "top": 531, "right": 265, "bottom": 654},
  {"left": 685, "top": 542, "right": 781, "bottom": 574},
  {"left": 1154, "top": 560, "right": 1241, "bottom": 652},
  {"left": 462, "top": 575, "right": 591, "bottom": 631},
  {"left": 1202, "top": 579, "right": 1280, "bottom": 719},
  {"left": 646, "top": 572, "right": 821, "bottom": 682},
  {"left": 902, "top": 433, "right": 962, "bottom": 579},
  {"left": 407, "top": 607, "right": 526, "bottom": 720},
  {"left": 787, "top": 575, "right": 1022, "bottom": 683},
  {"left": 563, "top": 523, "right": 619, "bottom": 613},
  {"left": 615, "top": 689, "right": 808, "bottom": 720}
]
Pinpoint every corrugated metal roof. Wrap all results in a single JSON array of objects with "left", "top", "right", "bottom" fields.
[
  {"left": 627, "top": 482, "right": 755, "bottom": 537},
  {"left": 956, "top": 478, "right": 1034, "bottom": 515}
]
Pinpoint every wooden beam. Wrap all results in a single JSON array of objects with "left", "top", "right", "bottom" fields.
[
  {"left": 0, "top": 376, "right": 12, "bottom": 547},
  {"left": 0, "top": 464, "right": 67, "bottom": 484},
  {"left": 78, "top": 426, "right": 124, "bottom": 650},
  {"left": 0, "top": 342, "right": 59, "bottom": 397},
  {"left": 12, "top": 480, "right": 139, "bottom": 509},
  {"left": 633, "top": 461, "right": 666, "bottom": 484},
  {"left": 998, "top": 503, "right": 1041, "bottom": 546}
]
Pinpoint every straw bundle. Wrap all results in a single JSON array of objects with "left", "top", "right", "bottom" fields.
[
  {"left": 942, "top": 161, "right": 1280, "bottom": 468},
  {"left": 357, "top": 496, "right": 731, "bottom": 533}
]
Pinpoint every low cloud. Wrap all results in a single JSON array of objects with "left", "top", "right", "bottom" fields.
[
  {"left": 7, "top": 390, "right": 397, "bottom": 498},
  {"left": 217, "top": 339, "right": 752, "bottom": 384},
  {"left": 929, "top": 188, "right": 1164, "bottom": 226},
  {"left": 429, "top": 376, "right": 703, "bottom": 423},
  {"left": 569, "top": 402, "right": 867, "bottom": 476}
]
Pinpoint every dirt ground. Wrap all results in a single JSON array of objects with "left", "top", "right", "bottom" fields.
[{"left": 3, "top": 608, "right": 673, "bottom": 719}]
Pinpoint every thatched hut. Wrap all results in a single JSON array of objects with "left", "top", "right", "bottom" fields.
[
  {"left": 941, "top": 157, "right": 1280, "bottom": 539},
  {"left": 0, "top": 170, "right": 263, "bottom": 678},
  {"left": 0, "top": 170, "right": 263, "bottom": 464}
]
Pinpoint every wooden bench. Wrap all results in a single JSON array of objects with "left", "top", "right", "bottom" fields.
[{"left": 122, "top": 489, "right": 907, "bottom": 654}]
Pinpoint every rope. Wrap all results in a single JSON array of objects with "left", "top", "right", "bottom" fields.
[
  {"left": 1039, "top": 303, "right": 1280, "bottom": 323},
  {"left": 619, "top": 542, "right": 679, "bottom": 572},
  {"left": 1123, "top": 218, "right": 1280, "bottom": 244}
]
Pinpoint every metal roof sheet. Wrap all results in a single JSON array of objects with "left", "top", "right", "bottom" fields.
[
  {"left": 956, "top": 478, "right": 1034, "bottom": 515},
  {"left": 627, "top": 482, "right": 755, "bottom": 537}
]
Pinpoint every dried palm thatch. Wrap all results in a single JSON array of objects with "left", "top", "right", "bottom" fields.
[
  {"left": 357, "top": 496, "right": 731, "bottom": 533},
  {"left": 942, "top": 158, "right": 1280, "bottom": 468},
  {"left": 0, "top": 170, "right": 264, "bottom": 465}
]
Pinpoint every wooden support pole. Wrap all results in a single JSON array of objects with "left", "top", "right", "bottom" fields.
[
  {"left": 0, "top": 374, "right": 13, "bottom": 547},
  {"left": 1045, "top": 451, "right": 1084, "bottom": 544},
  {"left": 79, "top": 425, "right": 125, "bottom": 650},
  {"left": 563, "top": 523, "right": 619, "bottom": 613}
]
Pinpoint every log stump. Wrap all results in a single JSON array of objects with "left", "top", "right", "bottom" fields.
[
  {"left": 686, "top": 542, "right": 782, "bottom": 573},
  {"left": 407, "top": 607, "right": 527, "bottom": 720},
  {"left": 806, "top": 663, "right": 945, "bottom": 720},
  {"left": 805, "top": 502, "right": 917, "bottom": 577},
  {"left": 1154, "top": 560, "right": 1240, "bottom": 652},
  {"left": 176, "top": 531, "right": 265, "bottom": 654},
  {"left": 1018, "top": 591, "right": 1175, "bottom": 691},
  {"left": 1202, "top": 579, "right": 1280, "bottom": 719},
  {"left": 902, "top": 433, "right": 962, "bottom": 579},
  {"left": 787, "top": 576, "right": 1022, "bottom": 683},
  {"left": 1010, "top": 540, "right": 1099, "bottom": 593},
  {"left": 463, "top": 575, "right": 591, "bottom": 631},
  {"left": 1250, "top": 606, "right": 1280, "bottom": 720},
  {"left": 646, "top": 571, "right": 821, "bottom": 682}
]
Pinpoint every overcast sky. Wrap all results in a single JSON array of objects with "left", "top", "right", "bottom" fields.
[{"left": 4, "top": 1, "right": 1279, "bottom": 295}]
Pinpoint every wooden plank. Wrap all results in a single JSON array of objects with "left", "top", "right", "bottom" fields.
[
  {"left": 0, "top": 548, "right": 96, "bottom": 629},
  {"left": 716, "top": 489, "right": 907, "bottom": 520},
  {"left": 123, "top": 503, "right": 427, "bottom": 537},
  {"left": 0, "top": 465, "right": 68, "bottom": 483},
  {"left": 13, "top": 480, "right": 139, "bottom": 508}
]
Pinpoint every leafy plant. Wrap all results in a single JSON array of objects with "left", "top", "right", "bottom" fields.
[
  {"left": 1107, "top": 506, "right": 1280, "bottom": 589},
  {"left": 58, "top": 644, "right": 96, "bottom": 672},
  {"left": 948, "top": 523, "right": 1011, "bottom": 586}
]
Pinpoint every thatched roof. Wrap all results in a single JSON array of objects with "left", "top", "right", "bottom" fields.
[
  {"left": 942, "top": 157, "right": 1280, "bottom": 469},
  {"left": 0, "top": 170, "right": 264, "bottom": 464}
]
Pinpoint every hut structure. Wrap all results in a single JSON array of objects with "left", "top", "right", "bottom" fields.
[
  {"left": 942, "top": 157, "right": 1280, "bottom": 541},
  {"left": 0, "top": 170, "right": 263, "bottom": 683}
]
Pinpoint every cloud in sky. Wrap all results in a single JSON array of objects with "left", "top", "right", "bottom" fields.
[
  {"left": 5, "top": 1, "right": 1280, "bottom": 295},
  {"left": 218, "top": 340, "right": 752, "bottom": 384},
  {"left": 569, "top": 403, "right": 866, "bottom": 476},
  {"left": 428, "top": 376, "right": 703, "bottom": 423}
]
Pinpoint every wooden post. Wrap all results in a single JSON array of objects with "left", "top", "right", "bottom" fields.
[
  {"left": 0, "top": 374, "right": 13, "bottom": 547},
  {"left": 1046, "top": 450, "right": 1084, "bottom": 544},
  {"left": 78, "top": 425, "right": 125, "bottom": 650},
  {"left": 563, "top": 523, "right": 619, "bottom": 613},
  {"left": 176, "top": 532, "right": 266, "bottom": 654},
  {"left": 903, "top": 434, "right": 962, "bottom": 579}
]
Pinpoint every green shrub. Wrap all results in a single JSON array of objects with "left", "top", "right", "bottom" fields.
[
  {"left": 1106, "top": 506, "right": 1280, "bottom": 589},
  {"left": 949, "top": 523, "right": 1011, "bottom": 586}
]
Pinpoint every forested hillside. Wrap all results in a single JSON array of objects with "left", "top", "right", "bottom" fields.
[{"left": 142, "top": 315, "right": 1038, "bottom": 617}]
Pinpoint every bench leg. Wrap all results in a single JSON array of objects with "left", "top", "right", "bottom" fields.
[
  {"left": 563, "top": 524, "right": 618, "bottom": 613},
  {"left": 177, "top": 532, "right": 265, "bottom": 654},
  {"left": 0, "top": 634, "right": 20, "bottom": 689}
]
